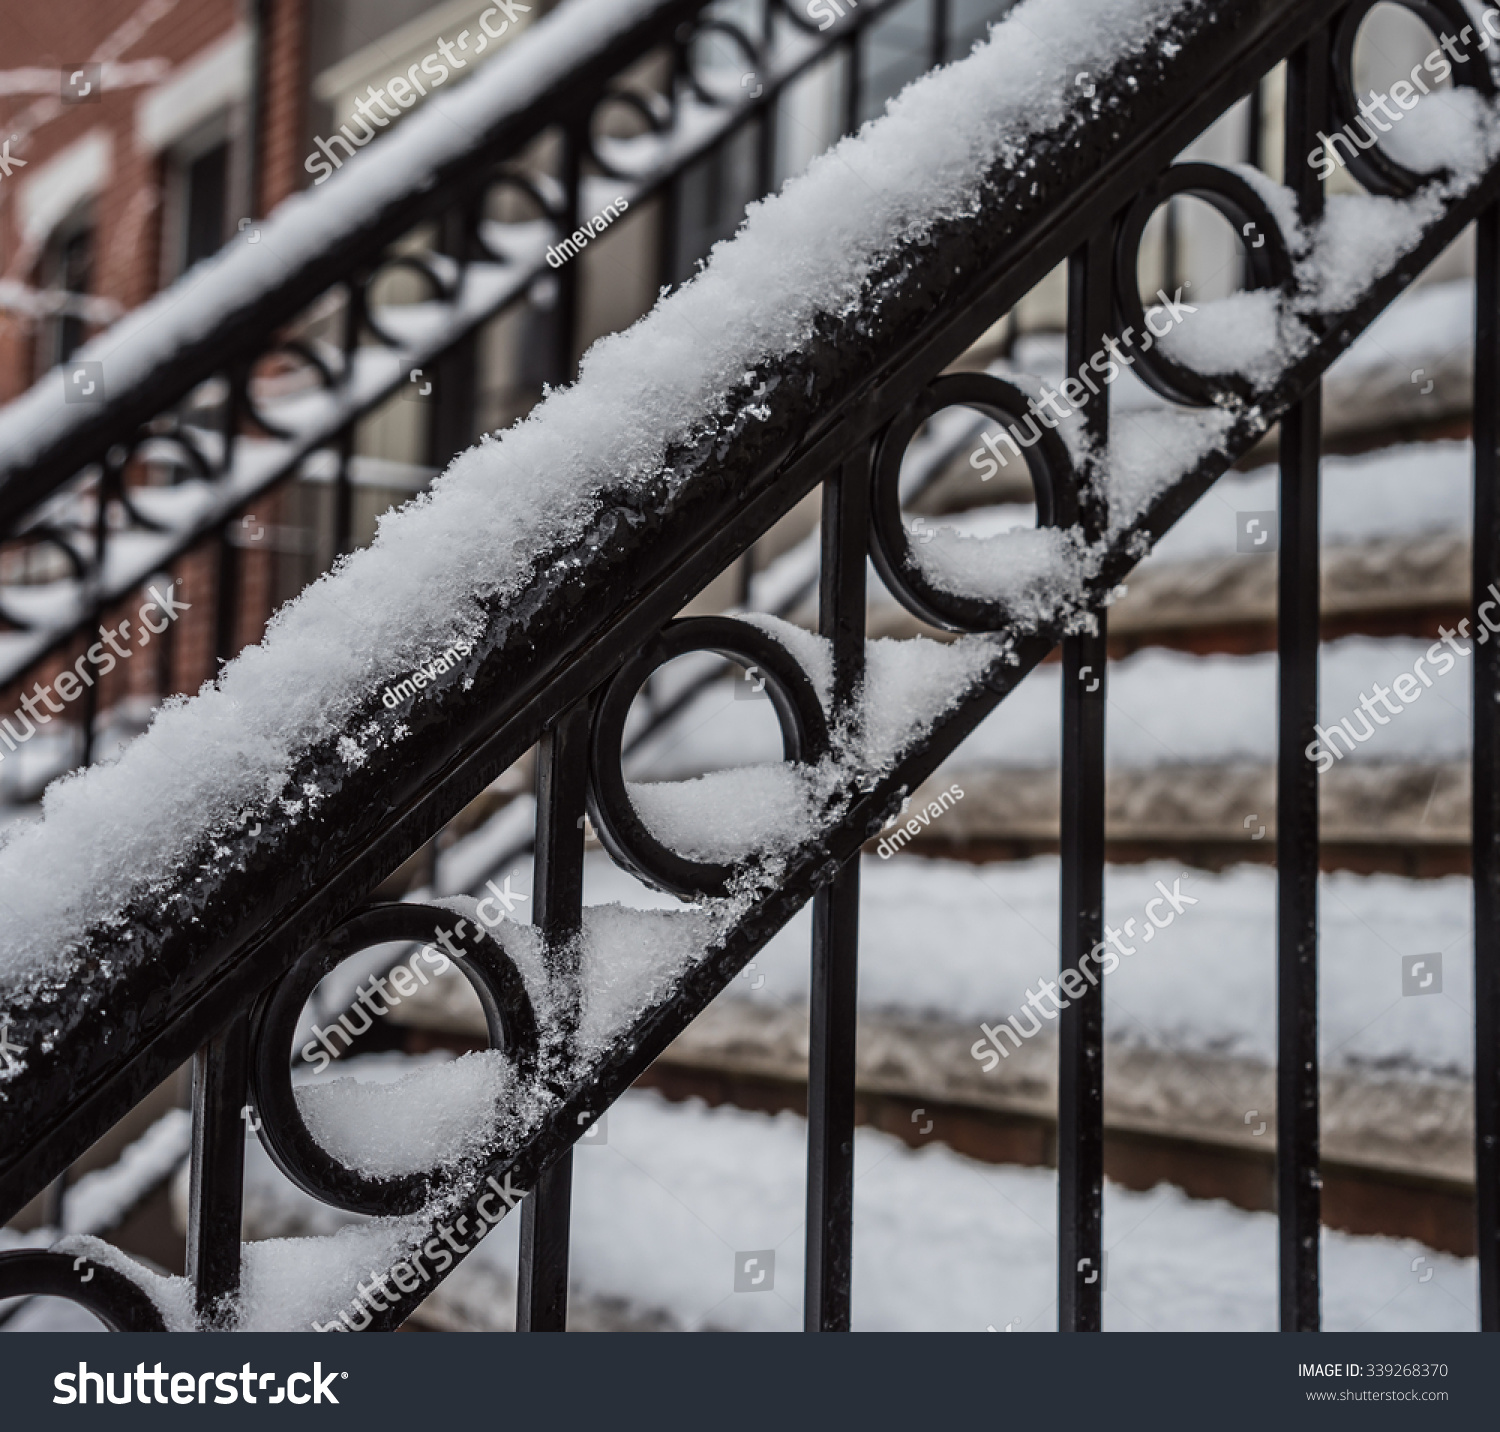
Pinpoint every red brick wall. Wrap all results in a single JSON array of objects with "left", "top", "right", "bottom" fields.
[{"left": 0, "top": 0, "right": 312, "bottom": 734}]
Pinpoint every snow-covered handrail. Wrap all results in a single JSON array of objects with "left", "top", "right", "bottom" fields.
[{"left": 2, "top": 0, "right": 1499, "bottom": 1332}]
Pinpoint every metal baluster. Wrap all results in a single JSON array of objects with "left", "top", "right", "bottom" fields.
[
  {"left": 1057, "top": 228, "right": 1111, "bottom": 1332},
  {"left": 845, "top": 32, "right": 863, "bottom": 134},
  {"left": 553, "top": 125, "right": 583, "bottom": 385},
  {"left": 332, "top": 433, "right": 355, "bottom": 560},
  {"left": 215, "top": 526, "right": 240, "bottom": 667},
  {"left": 931, "top": 0, "right": 949, "bottom": 67},
  {"left": 1276, "top": 29, "right": 1328, "bottom": 1333},
  {"left": 1473, "top": 201, "right": 1500, "bottom": 1331},
  {"left": 517, "top": 703, "right": 590, "bottom": 1332},
  {"left": 333, "top": 282, "right": 362, "bottom": 560},
  {"left": 428, "top": 203, "right": 480, "bottom": 469},
  {"left": 755, "top": 0, "right": 777, "bottom": 199},
  {"left": 187, "top": 1013, "right": 250, "bottom": 1328},
  {"left": 804, "top": 446, "right": 868, "bottom": 1331}
]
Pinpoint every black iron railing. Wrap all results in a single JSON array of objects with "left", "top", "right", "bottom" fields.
[
  {"left": 0, "top": 0, "right": 1009, "bottom": 758},
  {"left": 1, "top": 0, "right": 1498, "bottom": 1335}
]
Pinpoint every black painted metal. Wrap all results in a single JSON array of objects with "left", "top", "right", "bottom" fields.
[
  {"left": 1057, "top": 229, "right": 1112, "bottom": 1334},
  {"left": 249, "top": 904, "right": 538, "bottom": 1214},
  {"left": 1328, "top": 0, "right": 1496, "bottom": 198},
  {"left": 870, "top": 372, "right": 1065, "bottom": 631},
  {"left": 0, "top": 0, "right": 1495, "bottom": 1335},
  {"left": 1276, "top": 27, "right": 1329, "bottom": 1335},
  {"left": 0, "top": 1250, "right": 167, "bottom": 1332},
  {"left": 590, "top": 619, "right": 830, "bottom": 897},
  {"left": 1475, "top": 203, "right": 1500, "bottom": 1332},
  {"left": 518, "top": 703, "right": 590, "bottom": 1332},
  {"left": 187, "top": 1013, "right": 249, "bottom": 1327},
  {"left": 804, "top": 448, "right": 870, "bottom": 1332}
]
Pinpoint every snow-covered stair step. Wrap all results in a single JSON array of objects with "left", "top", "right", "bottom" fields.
[
  {"left": 863, "top": 438, "right": 1476, "bottom": 648},
  {"left": 382, "top": 960, "right": 1473, "bottom": 1249},
  {"left": 627, "top": 636, "right": 1478, "bottom": 782},
  {"left": 885, "top": 761, "right": 1468, "bottom": 873},
  {"left": 215, "top": 1086, "right": 1477, "bottom": 1331}
]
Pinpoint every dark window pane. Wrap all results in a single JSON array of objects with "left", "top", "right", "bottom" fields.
[{"left": 184, "top": 143, "right": 229, "bottom": 269}]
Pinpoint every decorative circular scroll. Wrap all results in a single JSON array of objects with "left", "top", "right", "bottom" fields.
[
  {"left": 588, "top": 615, "right": 829, "bottom": 899},
  {"left": 250, "top": 903, "right": 539, "bottom": 1217},
  {"left": 359, "top": 253, "right": 461, "bottom": 350},
  {"left": 1112, "top": 162, "right": 1294, "bottom": 407},
  {"left": 1330, "top": 0, "right": 1497, "bottom": 197},
  {"left": 680, "top": 18, "right": 765, "bottom": 107},
  {"left": 586, "top": 86, "right": 675, "bottom": 181},
  {"left": 0, "top": 1249, "right": 168, "bottom": 1331},
  {"left": 867, "top": 372, "right": 1070, "bottom": 633}
]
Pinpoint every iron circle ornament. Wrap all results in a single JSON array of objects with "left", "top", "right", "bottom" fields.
[
  {"left": 589, "top": 615, "right": 829, "bottom": 899},
  {"left": 1329, "top": 0, "right": 1498, "bottom": 198},
  {"left": 1112, "top": 162, "right": 1295, "bottom": 407},
  {"left": 586, "top": 85, "right": 675, "bottom": 180},
  {"left": 868, "top": 371, "right": 1069, "bottom": 633},
  {"left": 680, "top": 17, "right": 764, "bottom": 108},
  {"left": 250, "top": 903, "right": 539, "bottom": 1217},
  {"left": 0, "top": 1249, "right": 169, "bottom": 1330}
]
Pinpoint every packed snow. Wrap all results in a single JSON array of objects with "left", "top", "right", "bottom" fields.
[
  {"left": 626, "top": 633, "right": 1474, "bottom": 779},
  {"left": 215, "top": 1086, "right": 1476, "bottom": 1331},
  {"left": 296, "top": 1049, "right": 513, "bottom": 1180}
]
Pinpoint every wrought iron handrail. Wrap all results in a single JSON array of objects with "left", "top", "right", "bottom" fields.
[{"left": 2, "top": 0, "right": 1497, "bottom": 1335}]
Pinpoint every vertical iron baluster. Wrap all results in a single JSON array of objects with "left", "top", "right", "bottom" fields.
[
  {"left": 517, "top": 703, "right": 590, "bottom": 1332},
  {"left": 1473, "top": 202, "right": 1500, "bottom": 1331},
  {"left": 215, "top": 526, "right": 240, "bottom": 666},
  {"left": 1058, "top": 228, "right": 1111, "bottom": 1333},
  {"left": 428, "top": 203, "right": 480, "bottom": 469},
  {"left": 43, "top": 1169, "right": 69, "bottom": 1231},
  {"left": 1161, "top": 199, "right": 1180, "bottom": 298},
  {"left": 552, "top": 125, "right": 583, "bottom": 386},
  {"left": 333, "top": 432, "right": 355, "bottom": 560},
  {"left": 187, "top": 1013, "right": 249, "bottom": 1328},
  {"left": 1244, "top": 79, "right": 1265, "bottom": 290},
  {"left": 1276, "top": 29, "right": 1328, "bottom": 1333},
  {"left": 930, "top": 0, "right": 949, "bottom": 67},
  {"left": 1246, "top": 75, "right": 1265, "bottom": 170},
  {"left": 804, "top": 447, "right": 868, "bottom": 1331},
  {"left": 334, "top": 283, "right": 361, "bottom": 559},
  {"left": 755, "top": 0, "right": 777, "bottom": 200},
  {"left": 845, "top": 33, "right": 863, "bottom": 134},
  {"left": 77, "top": 646, "right": 99, "bottom": 771}
]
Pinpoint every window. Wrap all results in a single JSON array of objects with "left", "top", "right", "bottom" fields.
[
  {"left": 34, "top": 216, "right": 94, "bottom": 375},
  {"left": 183, "top": 141, "right": 230, "bottom": 270},
  {"left": 161, "top": 119, "right": 233, "bottom": 281}
]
